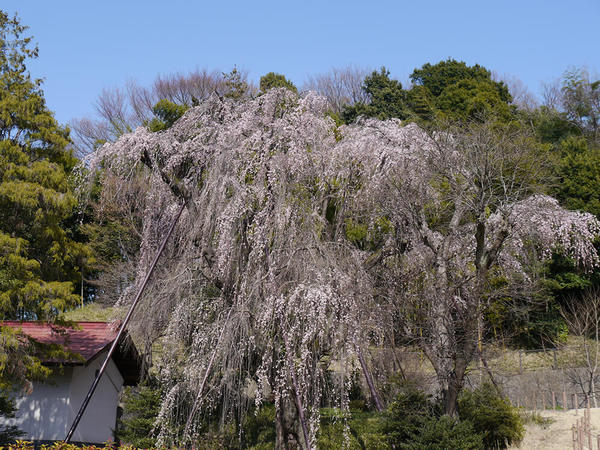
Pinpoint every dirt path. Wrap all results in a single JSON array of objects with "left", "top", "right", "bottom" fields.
[{"left": 511, "top": 408, "right": 600, "bottom": 450}]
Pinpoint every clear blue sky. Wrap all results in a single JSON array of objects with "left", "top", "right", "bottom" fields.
[{"left": 3, "top": 0, "right": 599, "bottom": 125}]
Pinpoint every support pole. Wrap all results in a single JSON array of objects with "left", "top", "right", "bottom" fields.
[
  {"left": 282, "top": 332, "right": 311, "bottom": 449},
  {"left": 356, "top": 346, "right": 383, "bottom": 412},
  {"left": 65, "top": 202, "right": 186, "bottom": 443}
]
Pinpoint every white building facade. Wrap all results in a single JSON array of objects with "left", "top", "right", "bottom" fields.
[{"left": 0, "top": 321, "right": 141, "bottom": 444}]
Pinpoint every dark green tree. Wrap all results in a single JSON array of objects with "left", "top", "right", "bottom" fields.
[
  {"left": 222, "top": 67, "right": 249, "bottom": 100},
  {"left": 0, "top": 391, "right": 22, "bottom": 444},
  {"left": 408, "top": 59, "right": 513, "bottom": 122},
  {"left": 381, "top": 388, "right": 483, "bottom": 449},
  {"left": 259, "top": 72, "right": 297, "bottom": 93},
  {"left": 342, "top": 61, "right": 514, "bottom": 124},
  {"left": 458, "top": 384, "right": 524, "bottom": 449},
  {"left": 529, "top": 105, "right": 581, "bottom": 145},
  {"left": 410, "top": 59, "right": 510, "bottom": 100},
  {"left": 0, "top": 10, "right": 91, "bottom": 388},
  {"left": 435, "top": 78, "right": 512, "bottom": 122},
  {"left": 405, "top": 85, "right": 436, "bottom": 122},
  {"left": 342, "top": 67, "right": 407, "bottom": 123},
  {"left": 552, "top": 136, "right": 600, "bottom": 217}
]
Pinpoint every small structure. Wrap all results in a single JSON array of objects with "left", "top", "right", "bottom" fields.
[{"left": 0, "top": 321, "right": 142, "bottom": 444}]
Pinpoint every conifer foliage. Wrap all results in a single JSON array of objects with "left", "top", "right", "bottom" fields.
[{"left": 0, "top": 10, "right": 90, "bottom": 388}]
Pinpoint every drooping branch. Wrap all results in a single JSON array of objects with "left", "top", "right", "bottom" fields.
[{"left": 183, "top": 308, "right": 232, "bottom": 440}]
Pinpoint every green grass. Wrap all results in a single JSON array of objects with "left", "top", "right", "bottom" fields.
[{"left": 63, "top": 303, "right": 123, "bottom": 322}]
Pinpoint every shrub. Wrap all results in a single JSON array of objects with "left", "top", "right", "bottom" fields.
[
  {"left": 0, "top": 393, "right": 23, "bottom": 444},
  {"left": 242, "top": 404, "right": 277, "bottom": 448},
  {"left": 115, "top": 380, "right": 162, "bottom": 448},
  {"left": 380, "top": 388, "right": 439, "bottom": 445},
  {"left": 318, "top": 408, "right": 388, "bottom": 449},
  {"left": 401, "top": 415, "right": 483, "bottom": 450},
  {"left": 458, "top": 383, "right": 524, "bottom": 449},
  {"left": 381, "top": 386, "right": 483, "bottom": 449}
]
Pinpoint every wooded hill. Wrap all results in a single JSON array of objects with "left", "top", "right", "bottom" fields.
[{"left": 2, "top": 8, "right": 600, "bottom": 449}]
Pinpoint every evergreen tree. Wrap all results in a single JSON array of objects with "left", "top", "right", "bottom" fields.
[
  {"left": 409, "top": 59, "right": 513, "bottom": 122},
  {"left": 341, "top": 61, "right": 513, "bottom": 125},
  {"left": 147, "top": 99, "right": 189, "bottom": 132},
  {"left": 0, "top": 10, "right": 91, "bottom": 388},
  {"left": 410, "top": 59, "right": 510, "bottom": 100},
  {"left": 222, "top": 67, "right": 249, "bottom": 100},
  {"left": 0, "top": 391, "right": 22, "bottom": 443},
  {"left": 259, "top": 72, "right": 297, "bottom": 94},
  {"left": 341, "top": 67, "right": 407, "bottom": 123}
]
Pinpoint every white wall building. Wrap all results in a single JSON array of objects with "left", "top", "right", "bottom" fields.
[{"left": 0, "top": 321, "right": 141, "bottom": 444}]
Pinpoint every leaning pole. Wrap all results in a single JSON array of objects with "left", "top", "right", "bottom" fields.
[{"left": 65, "top": 201, "right": 186, "bottom": 443}]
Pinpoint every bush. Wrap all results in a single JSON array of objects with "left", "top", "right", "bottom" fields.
[
  {"left": 318, "top": 408, "right": 388, "bottom": 449},
  {"left": 115, "top": 380, "right": 162, "bottom": 448},
  {"left": 242, "top": 404, "right": 277, "bottom": 449},
  {"left": 381, "top": 387, "right": 483, "bottom": 449},
  {"left": 381, "top": 388, "right": 440, "bottom": 445},
  {"left": 458, "top": 383, "right": 524, "bottom": 449},
  {"left": 401, "top": 415, "right": 483, "bottom": 450}
]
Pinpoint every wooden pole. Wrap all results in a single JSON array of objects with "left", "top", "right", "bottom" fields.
[
  {"left": 587, "top": 428, "right": 591, "bottom": 450},
  {"left": 587, "top": 396, "right": 591, "bottom": 411},
  {"left": 519, "top": 350, "right": 523, "bottom": 374},
  {"left": 356, "top": 346, "right": 384, "bottom": 412},
  {"left": 282, "top": 333, "right": 311, "bottom": 449},
  {"left": 552, "top": 391, "right": 556, "bottom": 410},
  {"left": 585, "top": 409, "right": 591, "bottom": 450},
  {"left": 542, "top": 391, "right": 546, "bottom": 410}
]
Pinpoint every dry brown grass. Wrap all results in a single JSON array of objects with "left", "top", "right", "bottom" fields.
[{"left": 510, "top": 407, "right": 600, "bottom": 449}]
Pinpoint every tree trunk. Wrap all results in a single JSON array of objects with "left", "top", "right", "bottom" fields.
[
  {"left": 426, "top": 276, "right": 478, "bottom": 416},
  {"left": 275, "top": 397, "right": 302, "bottom": 450},
  {"left": 429, "top": 347, "right": 472, "bottom": 416},
  {"left": 443, "top": 380, "right": 460, "bottom": 417},
  {"left": 277, "top": 331, "right": 310, "bottom": 449}
]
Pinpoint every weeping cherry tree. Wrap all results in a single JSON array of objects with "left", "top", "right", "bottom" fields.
[{"left": 83, "top": 89, "right": 600, "bottom": 447}]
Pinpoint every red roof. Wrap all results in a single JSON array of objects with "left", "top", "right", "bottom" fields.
[
  {"left": 1, "top": 321, "right": 143, "bottom": 385},
  {"left": 1, "top": 321, "right": 120, "bottom": 362}
]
